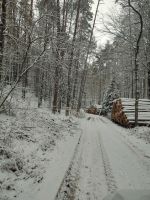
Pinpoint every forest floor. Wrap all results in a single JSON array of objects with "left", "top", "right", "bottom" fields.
[
  {"left": 0, "top": 92, "right": 81, "bottom": 200},
  {"left": 0, "top": 95, "right": 150, "bottom": 200}
]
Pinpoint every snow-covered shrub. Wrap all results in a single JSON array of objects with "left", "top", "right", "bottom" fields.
[
  {"left": 101, "top": 79, "right": 120, "bottom": 116},
  {"left": 1, "top": 158, "right": 22, "bottom": 173},
  {"left": 0, "top": 100, "right": 15, "bottom": 116},
  {"left": 0, "top": 148, "right": 12, "bottom": 159},
  {"left": 40, "top": 136, "right": 55, "bottom": 152},
  {"left": 0, "top": 91, "right": 80, "bottom": 199},
  {"left": 0, "top": 151, "right": 24, "bottom": 173}
]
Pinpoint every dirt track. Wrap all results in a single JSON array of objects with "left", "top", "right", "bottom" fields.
[{"left": 55, "top": 115, "right": 150, "bottom": 200}]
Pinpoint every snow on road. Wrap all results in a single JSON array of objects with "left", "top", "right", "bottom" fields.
[
  {"left": 99, "top": 117, "right": 150, "bottom": 190},
  {"left": 3, "top": 112, "right": 150, "bottom": 200},
  {"left": 73, "top": 115, "right": 150, "bottom": 199},
  {"left": 74, "top": 118, "right": 108, "bottom": 200}
]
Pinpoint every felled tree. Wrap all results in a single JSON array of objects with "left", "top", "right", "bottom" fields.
[{"left": 101, "top": 79, "right": 119, "bottom": 116}]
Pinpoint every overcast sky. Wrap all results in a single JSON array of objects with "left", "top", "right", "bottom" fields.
[{"left": 92, "top": 0, "right": 117, "bottom": 47}]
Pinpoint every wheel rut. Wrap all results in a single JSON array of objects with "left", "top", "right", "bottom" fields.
[
  {"left": 55, "top": 117, "right": 118, "bottom": 200},
  {"left": 54, "top": 133, "right": 83, "bottom": 200},
  {"left": 98, "top": 132, "right": 118, "bottom": 193}
]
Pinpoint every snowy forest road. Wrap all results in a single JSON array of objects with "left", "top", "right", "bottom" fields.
[
  {"left": 56, "top": 115, "right": 150, "bottom": 200},
  {"left": 76, "top": 115, "right": 150, "bottom": 199}
]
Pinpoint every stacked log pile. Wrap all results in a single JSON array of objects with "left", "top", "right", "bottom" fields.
[
  {"left": 86, "top": 106, "right": 97, "bottom": 115},
  {"left": 86, "top": 104, "right": 102, "bottom": 115},
  {"left": 111, "top": 98, "right": 150, "bottom": 127}
]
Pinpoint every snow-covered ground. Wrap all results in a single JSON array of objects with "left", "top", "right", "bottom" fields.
[
  {"left": 74, "top": 115, "right": 150, "bottom": 199},
  {"left": 1, "top": 96, "right": 150, "bottom": 200},
  {"left": 52, "top": 115, "right": 150, "bottom": 200},
  {"left": 0, "top": 92, "right": 81, "bottom": 200}
]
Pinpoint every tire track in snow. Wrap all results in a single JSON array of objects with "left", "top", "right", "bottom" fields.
[
  {"left": 74, "top": 117, "right": 108, "bottom": 200},
  {"left": 89, "top": 115, "right": 117, "bottom": 193},
  {"left": 54, "top": 132, "right": 83, "bottom": 200},
  {"left": 97, "top": 116, "right": 150, "bottom": 190},
  {"left": 55, "top": 116, "right": 117, "bottom": 199},
  {"left": 98, "top": 131, "right": 118, "bottom": 193},
  {"left": 103, "top": 119, "right": 150, "bottom": 172}
]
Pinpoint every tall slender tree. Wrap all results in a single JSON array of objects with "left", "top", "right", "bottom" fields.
[
  {"left": 77, "top": 0, "right": 101, "bottom": 112},
  {"left": 0, "top": 0, "right": 6, "bottom": 82},
  {"left": 65, "top": 0, "right": 81, "bottom": 116}
]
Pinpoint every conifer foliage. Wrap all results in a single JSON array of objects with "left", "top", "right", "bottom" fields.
[{"left": 101, "top": 79, "right": 120, "bottom": 116}]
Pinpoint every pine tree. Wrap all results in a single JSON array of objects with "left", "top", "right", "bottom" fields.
[{"left": 101, "top": 79, "right": 120, "bottom": 116}]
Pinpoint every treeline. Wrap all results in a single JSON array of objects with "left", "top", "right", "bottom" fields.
[
  {"left": 94, "top": 0, "right": 150, "bottom": 103},
  {"left": 0, "top": 0, "right": 100, "bottom": 115}
]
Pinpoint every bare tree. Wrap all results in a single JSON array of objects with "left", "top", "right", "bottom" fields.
[
  {"left": 52, "top": 0, "right": 61, "bottom": 114},
  {"left": 77, "top": 0, "right": 101, "bottom": 112},
  {"left": 0, "top": 0, "right": 6, "bottom": 81},
  {"left": 127, "top": 0, "right": 143, "bottom": 126},
  {"left": 65, "top": 0, "right": 81, "bottom": 116}
]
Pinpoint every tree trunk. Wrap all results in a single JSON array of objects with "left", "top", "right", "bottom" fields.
[
  {"left": 22, "top": 70, "right": 28, "bottom": 99},
  {"left": 65, "top": 0, "right": 81, "bottom": 116},
  {"left": 38, "top": 72, "right": 44, "bottom": 108},
  {"left": 98, "top": 69, "right": 102, "bottom": 104},
  {"left": 52, "top": 0, "right": 61, "bottom": 114},
  {"left": 72, "top": 57, "right": 79, "bottom": 109},
  {"left": 148, "top": 62, "right": 150, "bottom": 99},
  {"left": 128, "top": 0, "right": 143, "bottom": 126},
  {"left": 128, "top": 6, "right": 134, "bottom": 98},
  {"left": 77, "top": 0, "right": 101, "bottom": 112},
  {"left": 22, "top": 0, "right": 34, "bottom": 99},
  {"left": 0, "top": 0, "right": 6, "bottom": 82}
]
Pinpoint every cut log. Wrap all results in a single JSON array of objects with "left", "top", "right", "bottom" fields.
[{"left": 111, "top": 98, "right": 150, "bottom": 127}]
